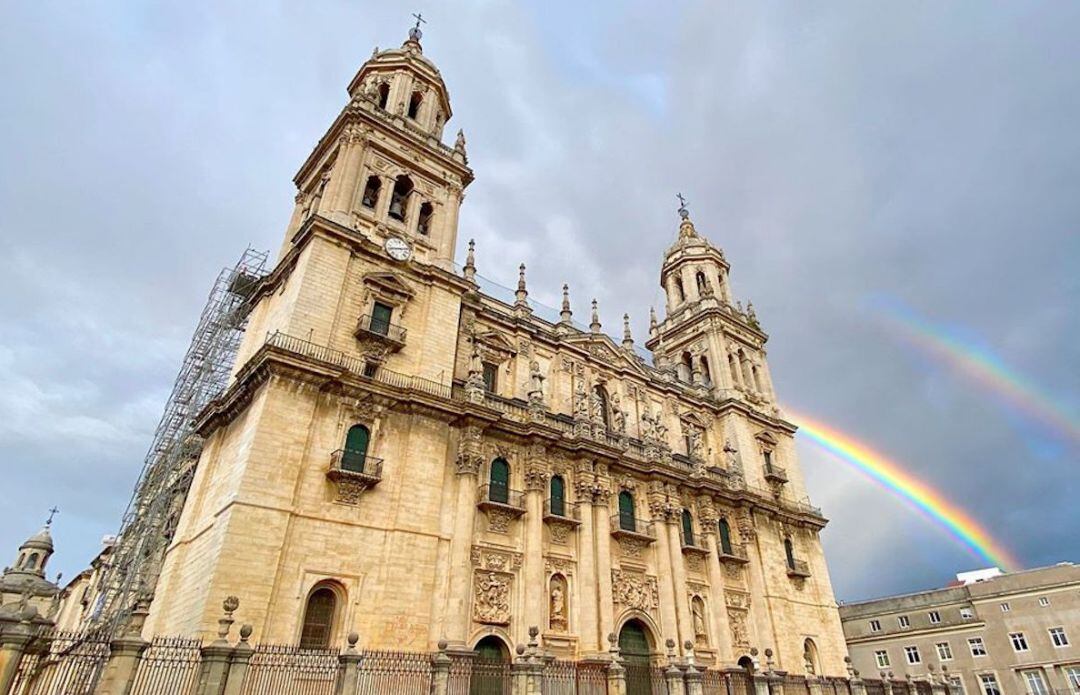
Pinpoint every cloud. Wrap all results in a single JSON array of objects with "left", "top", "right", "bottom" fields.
[{"left": 0, "top": 1, "right": 1076, "bottom": 599}]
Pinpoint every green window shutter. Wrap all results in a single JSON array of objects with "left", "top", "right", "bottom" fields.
[
  {"left": 719, "top": 518, "right": 733, "bottom": 555},
  {"left": 618, "top": 491, "right": 635, "bottom": 531},
  {"left": 489, "top": 458, "right": 509, "bottom": 503},
  {"left": 370, "top": 302, "right": 393, "bottom": 336},
  {"left": 681, "top": 509, "right": 695, "bottom": 546},
  {"left": 343, "top": 425, "right": 370, "bottom": 473},
  {"left": 550, "top": 476, "right": 565, "bottom": 516}
]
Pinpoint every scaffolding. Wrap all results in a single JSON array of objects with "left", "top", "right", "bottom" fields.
[{"left": 92, "top": 247, "right": 270, "bottom": 627}]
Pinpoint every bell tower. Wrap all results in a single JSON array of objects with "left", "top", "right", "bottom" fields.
[
  {"left": 280, "top": 19, "right": 473, "bottom": 267},
  {"left": 646, "top": 198, "right": 777, "bottom": 407}
]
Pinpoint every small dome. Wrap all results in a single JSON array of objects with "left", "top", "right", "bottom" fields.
[{"left": 20, "top": 525, "right": 54, "bottom": 553}]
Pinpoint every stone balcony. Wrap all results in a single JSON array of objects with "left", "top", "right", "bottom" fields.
[
  {"left": 477, "top": 484, "right": 526, "bottom": 516},
  {"left": 717, "top": 545, "right": 751, "bottom": 565},
  {"left": 354, "top": 313, "right": 407, "bottom": 353},
  {"left": 787, "top": 559, "right": 812, "bottom": 578},
  {"left": 610, "top": 514, "right": 657, "bottom": 544},
  {"left": 763, "top": 463, "right": 788, "bottom": 484},
  {"left": 327, "top": 449, "right": 384, "bottom": 503}
]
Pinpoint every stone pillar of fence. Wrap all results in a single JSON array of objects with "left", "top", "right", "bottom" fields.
[
  {"left": 94, "top": 600, "right": 151, "bottom": 695},
  {"left": 808, "top": 675, "right": 825, "bottom": 695},
  {"left": 194, "top": 597, "right": 240, "bottom": 695},
  {"left": 605, "top": 633, "right": 627, "bottom": 695},
  {"left": 682, "top": 641, "right": 704, "bottom": 695},
  {"left": 664, "top": 639, "right": 686, "bottom": 695},
  {"left": 431, "top": 640, "right": 453, "bottom": 695},
  {"left": 0, "top": 617, "right": 35, "bottom": 695},
  {"left": 221, "top": 625, "right": 254, "bottom": 695},
  {"left": 511, "top": 628, "right": 544, "bottom": 695}
]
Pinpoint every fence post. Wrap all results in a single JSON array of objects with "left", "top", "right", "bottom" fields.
[
  {"left": 332, "top": 632, "right": 362, "bottom": 695},
  {"left": 431, "top": 640, "right": 452, "bottom": 695},
  {"left": 605, "top": 633, "right": 627, "bottom": 695},
  {"left": 664, "top": 639, "right": 686, "bottom": 695},
  {"left": 808, "top": 676, "right": 825, "bottom": 695},
  {"left": 682, "top": 641, "right": 704, "bottom": 695},
  {"left": 221, "top": 625, "right": 254, "bottom": 695},
  {"left": 94, "top": 601, "right": 151, "bottom": 695},
  {"left": 194, "top": 597, "right": 239, "bottom": 695},
  {"left": 512, "top": 628, "right": 544, "bottom": 695},
  {"left": 0, "top": 618, "right": 34, "bottom": 695}
]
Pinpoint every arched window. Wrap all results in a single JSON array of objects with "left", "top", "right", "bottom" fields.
[
  {"left": 593, "top": 385, "right": 610, "bottom": 427},
  {"left": 729, "top": 353, "right": 740, "bottom": 385},
  {"left": 718, "top": 518, "right": 734, "bottom": 555},
  {"left": 680, "top": 352, "right": 693, "bottom": 383},
  {"left": 17, "top": 553, "right": 26, "bottom": 569},
  {"left": 752, "top": 364, "right": 764, "bottom": 392},
  {"left": 618, "top": 491, "right": 636, "bottom": 532},
  {"left": 360, "top": 176, "right": 381, "bottom": 209},
  {"left": 549, "top": 475, "right": 566, "bottom": 517},
  {"left": 407, "top": 91, "right": 423, "bottom": 119},
  {"left": 342, "top": 424, "right": 370, "bottom": 473},
  {"left": 699, "top": 356, "right": 712, "bottom": 386},
  {"left": 696, "top": 271, "right": 710, "bottom": 295},
  {"left": 27, "top": 553, "right": 40, "bottom": 570},
  {"left": 681, "top": 509, "right": 695, "bottom": 547},
  {"left": 674, "top": 277, "right": 685, "bottom": 303},
  {"left": 803, "top": 638, "right": 820, "bottom": 675},
  {"left": 416, "top": 202, "right": 434, "bottom": 235},
  {"left": 299, "top": 586, "right": 337, "bottom": 649},
  {"left": 784, "top": 537, "right": 796, "bottom": 570},
  {"left": 376, "top": 82, "right": 390, "bottom": 109},
  {"left": 388, "top": 175, "right": 413, "bottom": 221},
  {"left": 489, "top": 458, "right": 510, "bottom": 504}
]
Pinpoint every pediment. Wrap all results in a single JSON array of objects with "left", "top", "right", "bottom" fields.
[
  {"left": 363, "top": 272, "right": 415, "bottom": 299},
  {"left": 563, "top": 334, "right": 648, "bottom": 375},
  {"left": 475, "top": 331, "right": 517, "bottom": 356},
  {"left": 754, "top": 430, "right": 778, "bottom": 446}
]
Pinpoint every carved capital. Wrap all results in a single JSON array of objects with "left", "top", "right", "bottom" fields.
[{"left": 524, "top": 466, "right": 549, "bottom": 492}]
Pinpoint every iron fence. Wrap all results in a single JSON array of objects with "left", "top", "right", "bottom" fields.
[
  {"left": 238, "top": 644, "right": 340, "bottom": 695},
  {"left": 575, "top": 662, "right": 608, "bottom": 695},
  {"left": 784, "top": 675, "right": 812, "bottom": 695},
  {"left": 7, "top": 628, "right": 113, "bottom": 695},
  {"left": 469, "top": 659, "right": 512, "bottom": 695},
  {"left": 348, "top": 649, "right": 433, "bottom": 695},
  {"left": 650, "top": 666, "right": 671, "bottom": 695},
  {"left": 129, "top": 636, "right": 203, "bottom": 695},
  {"left": 865, "top": 679, "right": 886, "bottom": 695},
  {"left": 541, "top": 660, "right": 576, "bottom": 695},
  {"left": 824, "top": 676, "right": 853, "bottom": 695},
  {"left": 446, "top": 655, "right": 474, "bottom": 695}
]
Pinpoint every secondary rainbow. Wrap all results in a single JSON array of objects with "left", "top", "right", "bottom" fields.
[
  {"left": 786, "top": 407, "right": 1020, "bottom": 571},
  {"left": 872, "top": 299, "right": 1079, "bottom": 445}
]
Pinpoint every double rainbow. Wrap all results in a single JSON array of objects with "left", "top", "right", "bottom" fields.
[{"left": 786, "top": 407, "right": 1020, "bottom": 572}]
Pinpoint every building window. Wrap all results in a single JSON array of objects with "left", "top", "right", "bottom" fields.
[
  {"left": 1000, "top": 602, "right": 1010, "bottom": 612},
  {"left": 369, "top": 302, "right": 393, "bottom": 336},
  {"left": 407, "top": 91, "right": 423, "bottom": 119},
  {"left": 376, "top": 82, "right": 390, "bottom": 109},
  {"left": 948, "top": 677, "right": 965, "bottom": 695},
  {"left": 968, "top": 637, "right": 987, "bottom": 657},
  {"left": 416, "top": 202, "right": 434, "bottom": 235},
  {"left": 936, "top": 642, "right": 953, "bottom": 661},
  {"left": 928, "top": 610, "right": 941, "bottom": 624},
  {"left": 718, "top": 518, "right": 734, "bottom": 555},
  {"left": 1049, "top": 627, "right": 1069, "bottom": 647},
  {"left": 482, "top": 362, "right": 498, "bottom": 393},
  {"left": 783, "top": 537, "right": 796, "bottom": 571},
  {"left": 1010, "top": 632, "right": 1029, "bottom": 652},
  {"left": 1022, "top": 670, "right": 1049, "bottom": 695},
  {"left": 904, "top": 646, "right": 921, "bottom": 664},
  {"left": 549, "top": 475, "right": 566, "bottom": 517},
  {"left": 488, "top": 458, "right": 510, "bottom": 504},
  {"left": 299, "top": 586, "right": 338, "bottom": 649},
  {"left": 874, "top": 650, "right": 890, "bottom": 668},
  {"left": 360, "top": 176, "right": 382, "bottom": 209},
  {"left": 898, "top": 615, "right": 910, "bottom": 628},
  {"left": 681, "top": 509, "right": 695, "bottom": 547},
  {"left": 342, "top": 424, "right": 371, "bottom": 473},
  {"left": 1064, "top": 667, "right": 1080, "bottom": 693},
  {"left": 978, "top": 674, "right": 1001, "bottom": 695},
  {"left": 674, "top": 277, "right": 685, "bottom": 302},
  {"left": 618, "top": 491, "right": 636, "bottom": 532},
  {"left": 960, "top": 607, "right": 974, "bottom": 620},
  {"left": 362, "top": 361, "right": 379, "bottom": 378},
  {"left": 389, "top": 175, "right": 413, "bottom": 221},
  {"left": 1038, "top": 596, "right": 1050, "bottom": 607},
  {"left": 869, "top": 619, "right": 881, "bottom": 633}
]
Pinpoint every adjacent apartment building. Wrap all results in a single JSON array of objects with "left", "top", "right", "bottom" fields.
[{"left": 840, "top": 563, "right": 1080, "bottom": 695}]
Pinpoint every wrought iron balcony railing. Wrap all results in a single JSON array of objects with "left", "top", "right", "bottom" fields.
[
  {"left": 787, "top": 559, "right": 811, "bottom": 578},
  {"left": 763, "top": 463, "right": 788, "bottom": 484},
  {"left": 717, "top": 545, "right": 751, "bottom": 564},
  {"left": 354, "top": 313, "right": 407, "bottom": 347},
  {"left": 610, "top": 514, "right": 657, "bottom": 542},
  {"left": 327, "top": 449, "right": 383, "bottom": 487},
  {"left": 543, "top": 498, "right": 581, "bottom": 522},
  {"left": 477, "top": 484, "right": 526, "bottom": 514}
]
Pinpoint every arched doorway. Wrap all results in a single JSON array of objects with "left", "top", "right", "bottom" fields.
[
  {"left": 619, "top": 619, "right": 654, "bottom": 695},
  {"left": 737, "top": 655, "right": 757, "bottom": 695},
  {"left": 472, "top": 635, "right": 510, "bottom": 695}
]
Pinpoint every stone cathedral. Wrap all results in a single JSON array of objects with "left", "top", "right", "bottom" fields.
[{"left": 144, "top": 24, "right": 849, "bottom": 675}]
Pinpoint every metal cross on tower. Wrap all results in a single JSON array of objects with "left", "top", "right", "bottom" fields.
[
  {"left": 676, "top": 192, "right": 690, "bottom": 219},
  {"left": 412, "top": 13, "right": 426, "bottom": 30},
  {"left": 46, "top": 506, "right": 60, "bottom": 526}
]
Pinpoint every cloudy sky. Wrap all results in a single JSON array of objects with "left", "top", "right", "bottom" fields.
[{"left": 1, "top": 2, "right": 1076, "bottom": 602}]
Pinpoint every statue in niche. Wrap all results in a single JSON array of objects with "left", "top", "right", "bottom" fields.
[
  {"left": 527, "top": 359, "right": 545, "bottom": 403},
  {"left": 611, "top": 393, "right": 627, "bottom": 432},
  {"left": 573, "top": 381, "right": 589, "bottom": 420},
  {"left": 692, "top": 599, "right": 708, "bottom": 644},
  {"left": 688, "top": 428, "right": 704, "bottom": 459},
  {"left": 549, "top": 576, "right": 567, "bottom": 631},
  {"left": 723, "top": 439, "right": 741, "bottom": 469}
]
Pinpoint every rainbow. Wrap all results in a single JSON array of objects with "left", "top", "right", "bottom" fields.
[
  {"left": 871, "top": 298, "right": 1079, "bottom": 445},
  {"left": 786, "top": 407, "right": 1020, "bottom": 571}
]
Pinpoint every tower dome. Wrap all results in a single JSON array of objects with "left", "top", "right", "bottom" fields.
[{"left": 0, "top": 515, "right": 60, "bottom": 600}]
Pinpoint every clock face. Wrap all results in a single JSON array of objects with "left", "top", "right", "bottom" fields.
[{"left": 385, "top": 237, "right": 412, "bottom": 261}]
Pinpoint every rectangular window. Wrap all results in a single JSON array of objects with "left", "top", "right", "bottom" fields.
[
  {"left": 369, "top": 301, "right": 393, "bottom": 336},
  {"left": 949, "top": 677, "right": 965, "bottom": 695},
  {"left": 1065, "top": 667, "right": 1080, "bottom": 693},
  {"left": 928, "top": 610, "right": 941, "bottom": 624},
  {"left": 979, "top": 674, "right": 1001, "bottom": 695},
  {"left": 1049, "top": 627, "right": 1069, "bottom": 647},
  {"left": 960, "top": 607, "right": 974, "bottom": 620},
  {"left": 904, "top": 646, "right": 921, "bottom": 664},
  {"left": 936, "top": 642, "right": 953, "bottom": 660},
  {"left": 362, "top": 361, "right": 379, "bottom": 378},
  {"left": 1038, "top": 596, "right": 1050, "bottom": 607},
  {"left": 482, "top": 362, "right": 498, "bottom": 393},
  {"left": 898, "top": 615, "right": 911, "bottom": 628},
  {"left": 1022, "top": 670, "right": 1048, "bottom": 695},
  {"left": 869, "top": 620, "right": 881, "bottom": 633},
  {"left": 874, "top": 651, "right": 890, "bottom": 668},
  {"left": 1010, "top": 632, "right": 1029, "bottom": 652},
  {"left": 968, "top": 637, "right": 987, "bottom": 657},
  {"left": 1000, "top": 602, "right": 1010, "bottom": 612}
]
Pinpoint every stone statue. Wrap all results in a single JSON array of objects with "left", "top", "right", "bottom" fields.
[
  {"left": 573, "top": 381, "right": 589, "bottom": 420},
  {"left": 640, "top": 406, "right": 656, "bottom": 440},
  {"left": 724, "top": 439, "right": 740, "bottom": 469},
  {"left": 527, "top": 359, "right": 545, "bottom": 403},
  {"left": 590, "top": 387, "right": 605, "bottom": 422},
  {"left": 611, "top": 393, "right": 627, "bottom": 433},
  {"left": 688, "top": 428, "right": 704, "bottom": 459},
  {"left": 654, "top": 412, "right": 668, "bottom": 441},
  {"left": 550, "top": 582, "right": 566, "bottom": 631},
  {"left": 454, "top": 129, "right": 467, "bottom": 152},
  {"left": 693, "top": 601, "right": 708, "bottom": 643}
]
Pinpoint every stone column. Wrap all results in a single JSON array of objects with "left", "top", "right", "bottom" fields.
[
  {"left": 221, "top": 626, "right": 254, "bottom": 695},
  {"left": 193, "top": 598, "right": 240, "bottom": 695},
  {"left": 328, "top": 127, "right": 366, "bottom": 219},
  {"left": 0, "top": 620, "right": 34, "bottom": 695},
  {"left": 94, "top": 602, "right": 151, "bottom": 695},
  {"left": 808, "top": 676, "right": 825, "bottom": 695},
  {"left": 446, "top": 434, "right": 482, "bottom": 646},
  {"left": 685, "top": 666, "right": 705, "bottom": 695},
  {"left": 666, "top": 521, "right": 693, "bottom": 653},
  {"left": 523, "top": 464, "right": 548, "bottom": 637},
  {"left": 665, "top": 640, "right": 687, "bottom": 695},
  {"left": 650, "top": 502, "right": 680, "bottom": 648},
  {"left": 575, "top": 475, "right": 599, "bottom": 655},
  {"left": 431, "top": 641, "right": 452, "bottom": 695},
  {"left": 702, "top": 529, "right": 735, "bottom": 662},
  {"left": 438, "top": 186, "right": 464, "bottom": 264},
  {"left": 331, "top": 633, "right": 362, "bottom": 695},
  {"left": 593, "top": 489, "right": 615, "bottom": 648},
  {"left": 606, "top": 633, "right": 627, "bottom": 695}
]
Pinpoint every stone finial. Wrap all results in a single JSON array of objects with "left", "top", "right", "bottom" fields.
[
  {"left": 438, "top": 639, "right": 449, "bottom": 651},
  {"left": 215, "top": 596, "right": 239, "bottom": 644},
  {"left": 240, "top": 624, "right": 253, "bottom": 643},
  {"left": 516, "top": 643, "right": 526, "bottom": 656},
  {"left": 514, "top": 263, "right": 529, "bottom": 309},
  {"left": 560, "top": 284, "right": 573, "bottom": 324},
  {"left": 590, "top": 299, "right": 601, "bottom": 334},
  {"left": 665, "top": 638, "right": 676, "bottom": 659},
  {"left": 622, "top": 314, "right": 634, "bottom": 350},
  {"left": 454, "top": 129, "right": 467, "bottom": 153},
  {"left": 464, "top": 239, "right": 477, "bottom": 285}
]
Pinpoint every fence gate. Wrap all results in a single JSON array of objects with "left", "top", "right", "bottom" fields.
[
  {"left": 129, "top": 636, "right": 203, "bottom": 695},
  {"left": 238, "top": 644, "right": 340, "bottom": 695},
  {"left": 348, "top": 650, "right": 433, "bottom": 695},
  {"left": 7, "top": 629, "right": 112, "bottom": 695}
]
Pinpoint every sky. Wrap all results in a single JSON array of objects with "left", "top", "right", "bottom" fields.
[{"left": 0, "top": 1, "right": 1076, "bottom": 602}]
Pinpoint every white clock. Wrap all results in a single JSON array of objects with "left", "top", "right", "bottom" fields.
[{"left": 384, "top": 237, "right": 412, "bottom": 261}]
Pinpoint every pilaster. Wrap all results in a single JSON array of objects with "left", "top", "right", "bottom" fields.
[
  {"left": 592, "top": 488, "right": 615, "bottom": 648},
  {"left": 575, "top": 474, "right": 599, "bottom": 655},
  {"left": 523, "top": 462, "right": 547, "bottom": 637},
  {"left": 446, "top": 427, "right": 482, "bottom": 645}
]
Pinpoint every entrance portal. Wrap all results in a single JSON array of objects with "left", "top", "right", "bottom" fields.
[
  {"left": 619, "top": 620, "right": 653, "bottom": 695},
  {"left": 471, "top": 636, "right": 510, "bottom": 695}
]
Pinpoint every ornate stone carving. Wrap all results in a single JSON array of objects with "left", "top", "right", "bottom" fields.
[
  {"left": 724, "top": 561, "right": 744, "bottom": 581},
  {"left": 725, "top": 590, "right": 751, "bottom": 610},
  {"left": 525, "top": 465, "right": 549, "bottom": 492},
  {"left": 611, "top": 570, "right": 659, "bottom": 612},
  {"left": 455, "top": 425, "right": 484, "bottom": 476},
  {"left": 548, "top": 521, "right": 572, "bottom": 545},
  {"left": 486, "top": 508, "right": 515, "bottom": 534},
  {"left": 619, "top": 536, "right": 650, "bottom": 559},
  {"left": 334, "top": 478, "right": 368, "bottom": 505},
  {"left": 728, "top": 608, "right": 750, "bottom": 649},
  {"left": 471, "top": 546, "right": 523, "bottom": 572},
  {"left": 549, "top": 575, "right": 568, "bottom": 632},
  {"left": 692, "top": 598, "right": 709, "bottom": 645},
  {"left": 685, "top": 553, "right": 705, "bottom": 573},
  {"left": 473, "top": 570, "right": 511, "bottom": 625}
]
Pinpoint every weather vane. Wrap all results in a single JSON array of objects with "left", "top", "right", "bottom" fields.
[
  {"left": 676, "top": 192, "right": 690, "bottom": 220},
  {"left": 46, "top": 506, "right": 60, "bottom": 526}
]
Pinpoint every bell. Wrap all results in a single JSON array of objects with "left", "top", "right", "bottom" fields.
[{"left": 389, "top": 198, "right": 403, "bottom": 218}]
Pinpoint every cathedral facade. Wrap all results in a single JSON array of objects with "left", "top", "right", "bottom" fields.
[{"left": 144, "top": 25, "right": 849, "bottom": 675}]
